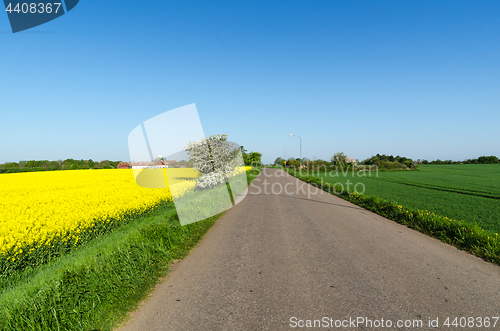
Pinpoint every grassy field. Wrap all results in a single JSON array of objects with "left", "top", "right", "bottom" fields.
[
  {"left": 288, "top": 165, "right": 499, "bottom": 265},
  {"left": 307, "top": 164, "right": 500, "bottom": 233}
]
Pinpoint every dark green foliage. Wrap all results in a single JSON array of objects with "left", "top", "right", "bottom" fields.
[
  {"left": 245, "top": 167, "right": 261, "bottom": 184},
  {"left": 240, "top": 146, "right": 262, "bottom": 166},
  {"left": 362, "top": 154, "right": 416, "bottom": 169},
  {"left": 428, "top": 155, "right": 499, "bottom": 164},
  {"left": 285, "top": 158, "right": 300, "bottom": 168},
  {"left": 0, "top": 159, "right": 122, "bottom": 174}
]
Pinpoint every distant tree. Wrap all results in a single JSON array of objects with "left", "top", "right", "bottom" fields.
[
  {"left": 241, "top": 147, "right": 250, "bottom": 165},
  {"left": 239, "top": 146, "right": 262, "bottom": 166},
  {"left": 25, "top": 160, "right": 37, "bottom": 168},
  {"left": 286, "top": 158, "right": 300, "bottom": 168},
  {"left": 331, "top": 152, "right": 348, "bottom": 167},
  {"left": 110, "top": 161, "right": 120, "bottom": 168},
  {"left": 98, "top": 160, "right": 112, "bottom": 169},
  {"left": 309, "top": 159, "right": 328, "bottom": 172},
  {"left": 48, "top": 161, "right": 60, "bottom": 170},
  {"left": 478, "top": 156, "right": 499, "bottom": 164},
  {"left": 40, "top": 161, "right": 50, "bottom": 171},
  {"left": 246, "top": 152, "right": 262, "bottom": 166}
]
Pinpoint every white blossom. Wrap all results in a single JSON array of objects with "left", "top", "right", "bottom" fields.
[{"left": 184, "top": 133, "right": 241, "bottom": 189}]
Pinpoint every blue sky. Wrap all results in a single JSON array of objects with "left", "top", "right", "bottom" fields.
[{"left": 1, "top": 0, "right": 499, "bottom": 164}]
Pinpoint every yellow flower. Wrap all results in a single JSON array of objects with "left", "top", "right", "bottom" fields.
[
  {"left": 1, "top": 167, "right": 250, "bottom": 261},
  {"left": 0, "top": 169, "right": 191, "bottom": 259}
]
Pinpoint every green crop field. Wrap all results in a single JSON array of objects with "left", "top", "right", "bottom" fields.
[{"left": 309, "top": 164, "right": 500, "bottom": 233}]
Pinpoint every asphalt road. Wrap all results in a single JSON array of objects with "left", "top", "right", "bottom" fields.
[{"left": 119, "top": 168, "right": 500, "bottom": 330}]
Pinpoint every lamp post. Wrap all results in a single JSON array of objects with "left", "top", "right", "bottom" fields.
[
  {"left": 279, "top": 146, "right": 286, "bottom": 160},
  {"left": 289, "top": 134, "right": 302, "bottom": 162}
]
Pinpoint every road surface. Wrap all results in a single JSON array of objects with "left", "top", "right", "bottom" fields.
[{"left": 119, "top": 168, "right": 500, "bottom": 330}]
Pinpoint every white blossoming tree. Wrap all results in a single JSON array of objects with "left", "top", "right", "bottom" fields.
[
  {"left": 331, "top": 151, "right": 348, "bottom": 168},
  {"left": 184, "top": 133, "right": 242, "bottom": 189}
]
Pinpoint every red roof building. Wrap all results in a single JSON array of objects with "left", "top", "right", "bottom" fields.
[{"left": 117, "top": 162, "right": 131, "bottom": 169}]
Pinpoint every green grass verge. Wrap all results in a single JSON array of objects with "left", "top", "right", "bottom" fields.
[
  {"left": 245, "top": 167, "right": 261, "bottom": 183},
  {"left": 1, "top": 200, "right": 170, "bottom": 283},
  {"left": 0, "top": 167, "right": 261, "bottom": 331},
  {"left": 287, "top": 169, "right": 500, "bottom": 266}
]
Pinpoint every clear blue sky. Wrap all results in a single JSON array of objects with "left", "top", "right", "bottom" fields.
[{"left": 1, "top": 1, "right": 499, "bottom": 164}]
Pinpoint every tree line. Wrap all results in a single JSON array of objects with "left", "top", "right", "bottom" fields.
[
  {"left": 273, "top": 152, "right": 419, "bottom": 170},
  {"left": 422, "top": 155, "right": 499, "bottom": 164},
  {"left": 0, "top": 159, "right": 122, "bottom": 174},
  {"left": 273, "top": 153, "right": 499, "bottom": 170},
  {"left": 0, "top": 142, "right": 263, "bottom": 175}
]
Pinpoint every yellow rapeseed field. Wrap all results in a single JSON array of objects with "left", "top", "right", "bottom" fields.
[
  {"left": 0, "top": 169, "right": 193, "bottom": 258},
  {"left": 0, "top": 167, "right": 250, "bottom": 260}
]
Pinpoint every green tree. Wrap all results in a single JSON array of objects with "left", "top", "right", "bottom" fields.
[
  {"left": 239, "top": 146, "right": 262, "bottom": 166},
  {"left": 274, "top": 157, "right": 284, "bottom": 166},
  {"left": 478, "top": 156, "right": 499, "bottom": 164},
  {"left": 246, "top": 152, "right": 262, "bottom": 166}
]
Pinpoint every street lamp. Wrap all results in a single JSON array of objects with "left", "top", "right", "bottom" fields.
[
  {"left": 289, "top": 134, "right": 301, "bottom": 161},
  {"left": 279, "top": 146, "right": 286, "bottom": 160}
]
